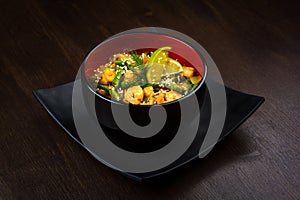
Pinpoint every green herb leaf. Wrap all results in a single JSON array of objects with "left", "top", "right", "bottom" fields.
[{"left": 130, "top": 50, "right": 143, "bottom": 66}]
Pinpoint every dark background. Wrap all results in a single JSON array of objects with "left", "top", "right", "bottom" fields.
[{"left": 1, "top": 0, "right": 299, "bottom": 199}]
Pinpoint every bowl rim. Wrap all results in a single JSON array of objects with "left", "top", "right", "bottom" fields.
[{"left": 81, "top": 31, "right": 208, "bottom": 107}]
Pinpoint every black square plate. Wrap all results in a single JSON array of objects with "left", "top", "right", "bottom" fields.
[{"left": 33, "top": 81, "right": 264, "bottom": 181}]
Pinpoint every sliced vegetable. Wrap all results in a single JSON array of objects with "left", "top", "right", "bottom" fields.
[
  {"left": 165, "top": 83, "right": 184, "bottom": 93},
  {"left": 181, "top": 66, "right": 195, "bottom": 78},
  {"left": 114, "top": 60, "right": 125, "bottom": 66},
  {"left": 109, "top": 87, "right": 120, "bottom": 101},
  {"left": 190, "top": 75, "right": 202, "bottom": 85},
  {"left": 112, "top": 66, "right": 124, "bottom": 87},
  {"left": 143, "top": 56, "right": 149, "bottom": 64},
  {"left": 97, "top": 84, "right": 120, "bottom": 101}
]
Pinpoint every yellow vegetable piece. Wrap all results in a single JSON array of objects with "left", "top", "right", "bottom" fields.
[
  {"left": 143, "top": 86, "right": 154, "bottom": 97},
  {"left": 190, "top": 75, "right": 202, "bottom": 85},
  {"left": 181, "top": 66, "right": 194, "bottom": 78}
]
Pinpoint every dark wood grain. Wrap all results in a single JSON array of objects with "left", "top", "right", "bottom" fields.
[{"left": 1, "top": 0, "right": 299, "bottom": 199}]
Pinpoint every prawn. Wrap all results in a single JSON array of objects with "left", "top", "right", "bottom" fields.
[{"left": 123, "top": 86, "right": 144, "bottom": 105}]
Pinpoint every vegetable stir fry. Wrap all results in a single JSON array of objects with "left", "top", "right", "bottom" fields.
[{"left": 90, "top": 46, "right": 202, "bottom": 105}]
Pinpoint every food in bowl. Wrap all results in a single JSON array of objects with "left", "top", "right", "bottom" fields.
[{"left": 89, "top": 46, "right": 202, "bottom": 105}]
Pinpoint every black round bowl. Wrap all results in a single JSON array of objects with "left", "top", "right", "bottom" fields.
[{"left": 80, "top": 28, "right": 207, "bottom": 152}]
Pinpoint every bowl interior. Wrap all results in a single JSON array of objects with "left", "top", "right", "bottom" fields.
[{"left": 83, "top": 33, "right": 206, "bottom": 103}]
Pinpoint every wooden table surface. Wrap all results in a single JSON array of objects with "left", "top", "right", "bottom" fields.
[{"left": 1, "top": 0, "right": 299, "bottom": 199}]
